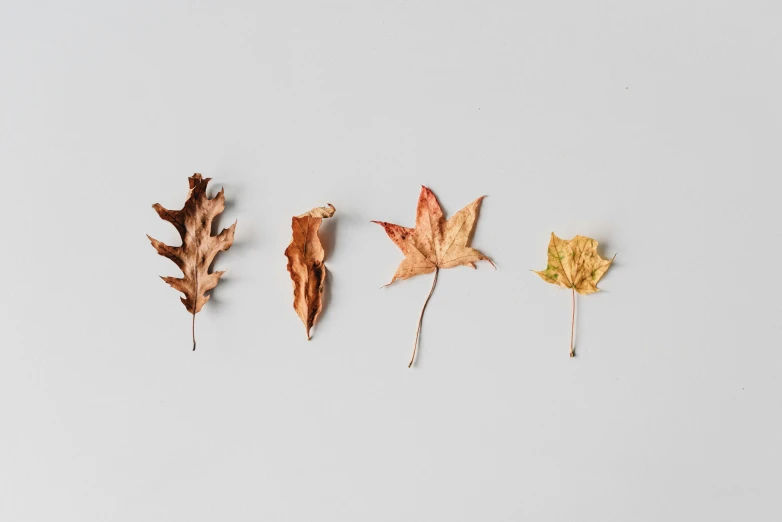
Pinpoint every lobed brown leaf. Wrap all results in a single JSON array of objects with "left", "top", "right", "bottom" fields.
[{"left": 148, "top": 173, "right": 236, "bottom": 349}]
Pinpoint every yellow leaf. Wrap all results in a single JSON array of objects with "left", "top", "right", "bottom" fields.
[
  {"left": 534, "top": 233, "right": 614, "bottom": 357},
  {"left": 534, "top": 233, "right": 614, "bottom": 295}
]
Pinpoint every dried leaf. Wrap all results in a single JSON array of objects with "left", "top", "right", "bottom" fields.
[
  {"left": 148, "top": 174, "right": 236, "bottom": 350},
  {"left": 285, "top": 204, "right": 336, "bottom": 339},
  {"left": 373, "top": 186, "right": 494, "bottom": 367},
  {"left": 534, "top": 233, "right": 614, "bottom": 357}
]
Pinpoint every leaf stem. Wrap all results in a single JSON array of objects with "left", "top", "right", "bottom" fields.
[
  {"left": 410, "top": 268, "right": 439, "bottom": 368},
  {"left": 570, "top": 287, "right": 575, "bottom": 358},
  {"left": 192, "top": 310, "right": 196, "bottom": 351},
  {"left": 192, "top": 266, "right": 198, "bottom": 351}
]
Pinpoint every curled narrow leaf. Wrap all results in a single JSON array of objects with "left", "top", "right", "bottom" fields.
[
  {"left": 373, "top": 186, "right": 494, "bottom": 367},
  {"left": 148, "top": 174, "right": 236, "bottom": 350},
  {"left": 285, "top": 204, "right": 336, "bottom": 340},
  {"left": 534, "top": 233, "right": 614, "bottom": 357}
]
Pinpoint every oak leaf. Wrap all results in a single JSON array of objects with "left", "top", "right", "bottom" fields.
[
  {"left": 534, "top": 233, "right": 614, "bottom": 357},
  {"left": 373, "top": 186, "right": 494, "bottom": 367},
  {"left": 284, "top": 204, "right": 336, "bottom": 339},
  {"left": 148, "top": 174, "right": 236, "bottom": 350}
]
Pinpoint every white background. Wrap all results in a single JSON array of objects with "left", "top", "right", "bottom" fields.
[{"left": 1, "top": 1, "right": 780, "bottom": 520}]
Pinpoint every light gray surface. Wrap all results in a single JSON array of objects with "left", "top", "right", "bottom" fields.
[{"left": 1, "top": 1, "right": 780, "bottom": 520}]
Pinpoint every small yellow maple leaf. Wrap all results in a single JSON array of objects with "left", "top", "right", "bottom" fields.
[{"left": 534, "top": 233, "right": 614, "bottom": 357}]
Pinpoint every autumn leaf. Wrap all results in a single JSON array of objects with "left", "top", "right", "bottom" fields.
[
  {"left": 534, "top": 233, "right": 614, "bottom": 357},
  {"left": 148, "top": 174, "right": 236, "bottom": 350},
  {"left": 284, "top": 203, "right": 336, "bottom": 340},
  {"left": 373, "top": 186, "right": 494, "bottom": 367}
]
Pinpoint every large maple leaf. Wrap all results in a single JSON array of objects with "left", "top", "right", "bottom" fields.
[
  {"left": 148, "top": 174, "right": 237, "bottom": 350},
  {"left": 534, "top": 233, "right": 614, "bottom": 357},
  {"left": 284, "top": 203, "right": 336, "bottom": 340},
  {"left": 373, "top": 186, "right": 494, "bottom": 367}
]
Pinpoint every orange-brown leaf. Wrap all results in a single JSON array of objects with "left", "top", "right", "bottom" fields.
[
  {"left": 373, "top": 186, "right": 494, "bottom": 285},
  {"left": 373, "top": 186, "right": 493, "bottom": 366},
  {"left": 284, "top": 204, "right": 335, "bottom": 339}
]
